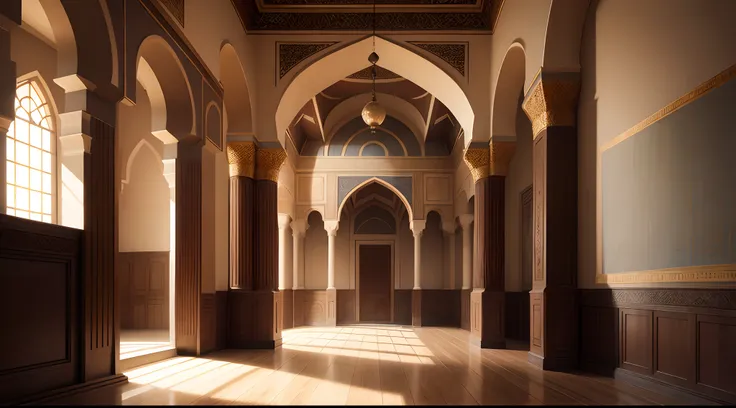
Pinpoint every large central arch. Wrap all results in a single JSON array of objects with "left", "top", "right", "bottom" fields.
[{"left": 276, "top": 36, "right": 475, "bottom": 149}]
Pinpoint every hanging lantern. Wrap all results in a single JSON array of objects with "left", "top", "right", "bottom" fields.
[
  {"left": 362, "top": 1, "right": 385, "bottom": 130},
  {"left": 362, "top": 96, "right": 387, "bottom": 129}
]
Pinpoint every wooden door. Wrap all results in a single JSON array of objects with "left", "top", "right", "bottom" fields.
[{"left": 358, "top": 245, "right": 392, "bottom": 323}]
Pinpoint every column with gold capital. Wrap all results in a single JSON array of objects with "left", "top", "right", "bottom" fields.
[
  {"left": 522, "top": 70, "right": 580, "bottom": 371},
  {"left": 226, "top": 141, "right": 256, "bottom": 290},
  {"left": 254, "top": 146, "right": 287, "bottom": 347},
  {"left": 463, "top": 139, "right": 516, "bottom": 349}
]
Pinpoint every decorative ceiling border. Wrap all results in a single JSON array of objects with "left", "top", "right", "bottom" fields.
[
  {"left": 277, "top": 42, "right": 338, "bottom": 81},
  {"left": 408, "top": 41, "right": 468, "bottom": 77},
  {"left": 233, "top": 0, "right": 499, "bottom": 32}
]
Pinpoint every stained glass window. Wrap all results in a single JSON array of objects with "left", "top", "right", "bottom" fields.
[{"left": 6, "top": 80, "right": 55, "bottom": 223}]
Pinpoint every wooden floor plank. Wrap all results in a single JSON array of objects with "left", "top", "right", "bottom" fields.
[{"left": 42, "top": 325, "right": 705, "bottom": 406}]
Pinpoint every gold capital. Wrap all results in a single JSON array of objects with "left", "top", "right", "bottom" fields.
[
  {"left": 522, "top": 71, "right": 580, "bottom": 138},
  {"left": 255, "top": 148, "right": 287, "bottom": 182},
  {"left": 489, "top": 140, "right": 516, "bottom": 176},
  {"left": 463, "top": 147, "right": 490, "bottom": 183},
  {"left": 226, "top": 141, "right": 256, "bottom": 178}
]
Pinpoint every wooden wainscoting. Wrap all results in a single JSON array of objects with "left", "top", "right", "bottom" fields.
[
  {"left": 337, "top": 289, "right": 356, "bottom": 324},
  {"left": 394, "top": 289, "right": 412, "bottom": 325},
  {"left": 282, "top": 289, "right": 294, "bottom": 330},
  {"left": 421, "top": 290, "right": 461, "bottom": 327},
  {"left": 118, "top": 252, "right": 170, "bottom": 330},
  {"left": 293, "top": 290, "right": 327, "bottom": 326},
  {"left": 215, "top": 291, "right": 228, "bottom": 350},
  {"left": 580, "top": 289, "right": 736, "bottom": 404},
  {"left": 0, "top": 215, "right": 82, "bottom": 404},
  {"left": 200, "top": 293, "right": 216, "bottom": 354},
  {"left": 505, "top": 291, "right": 530, "bottom": 341}
]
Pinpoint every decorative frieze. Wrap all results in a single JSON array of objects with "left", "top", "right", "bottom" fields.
[
  {"left": 409, "top": 42, "right": 467, "bottom": 76},
  {"left": 278, "top": 43, "right": 337, "bottom": 79}
]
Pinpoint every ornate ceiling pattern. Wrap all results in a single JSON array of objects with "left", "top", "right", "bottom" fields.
[
  {"left": 288, "top": 66, "right": 462, "bottom": 157},
  {"left": 278, "top": 42, "right": 337, "bottom": 79},
  {"left": 231, "top": 0, "right": 504, "bottom": 32}
]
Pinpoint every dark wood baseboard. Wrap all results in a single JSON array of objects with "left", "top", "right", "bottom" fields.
[{"left": 14, "top": 374, "right": 128, "bottom": 406}]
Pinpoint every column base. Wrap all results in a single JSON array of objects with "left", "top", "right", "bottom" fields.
[
  {"left": 326, "top": 288, "right": 337, "bottom": 327},
  {"left": 470, "top": 289, "right": 506, "bottom": 349},
  {"left": 528, "top": 286, "right": 578, "bottom": 371},
  {"left": 412, "top": 289, "right": 422, "bottom": 327},
  {"left": 228, "top": 290, "right": 283, "bottom": 349}
]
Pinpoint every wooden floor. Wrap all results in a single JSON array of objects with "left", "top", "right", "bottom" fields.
[{"left": 45, "top": 325, "right": 708, "bottom": 405}]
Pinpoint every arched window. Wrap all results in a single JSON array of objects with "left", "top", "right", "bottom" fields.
[{"left": 6, "top": 79, "right": 55, "bottom": 223}]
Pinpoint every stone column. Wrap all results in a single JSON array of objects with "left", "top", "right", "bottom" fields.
[
  {"left": 0, "top": 26, "right": 15, "bottom": 214},
  {"left": 442, "top": 222, "right": 456, "bottom": 289},
  {"left": 291, "top": 219, "right": 308, "bottom": 290},
  {"left": 324, "top": 220, "right": 339, "bottom": 326},
  {"left": 227, "top": 144, "right": 286, "bottom": 349},
  {"left": 463, "top": 140, "right": 515, "bottom": 349},
  {"left": 226, "top": 142, "right": 255, "bottom": 290},
  {"left": 277, "top": 214, "right": 291, "bottom": 290},
  {"left": 411, "top": 220, "right": 426, "bottom": 327},
  {"left": 522, "top": 71, "right": 581, "bottom": 371},
  {"left": 458, "top": 214, "right": 473, "bottom": 330}
]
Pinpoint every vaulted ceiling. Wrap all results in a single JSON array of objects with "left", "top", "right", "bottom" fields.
[
  {"left": 287, "top": 66, "right": 463, "bottom": 157},
  {"left": 231, "top": 0, "right": 504, "bottom": 32}
]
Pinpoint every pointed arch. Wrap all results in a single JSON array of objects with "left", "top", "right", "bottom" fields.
[
  {"left": 276, "top": 36, "right": 474, "bottom": 148},
  {"left": 492, "top": 43, "right": 527, "bottom": 140},
  {"left": 337, "top": 177, "right": 413, "bottom": 222},
  {"left": 136, "top": 35, "right": 196, "bottom": 138},
  {"left": 543, "top": 0, "right": 592, "bottom": 71},
  {"left": 219, "top": 42, "right": 254, "bottom": 137}
]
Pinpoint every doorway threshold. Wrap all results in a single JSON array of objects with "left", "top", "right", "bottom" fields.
[{"left": 120, "top": 345, "right": 177, "bottom": 372}]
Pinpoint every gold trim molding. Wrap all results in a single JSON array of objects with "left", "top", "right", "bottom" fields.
[
  {"left": 522, "top": 71, "right": 580, "bottom": 138},
  {"left": 596, "top": 264, "right": 736, "bottom": 285},
  {"left": 601, "top": 63, "right": 736, "bottom": 152},
  {"left": 226, "top": 141, "right": 256, "bottom": 178},
  {"left": 463, "top": 147, "right": 490, "bottom": 182},
  {"left": 489, "top": 140, "right": 515, "bottom": 176},
  {"left": 255, "top": 148, "right": 287, "bottom": 182}
]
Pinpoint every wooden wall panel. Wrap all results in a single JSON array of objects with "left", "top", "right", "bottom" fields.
[
  {"left": 118, "top": 252, "right": 170, "bottom": 330},
  {"left": 580, "top": 289, "right": 736, "bottom": 404},
  {"left": 282, "top": 289, "right": 294, "bottom": 330},
  {"left": 505, "top": 291, "right": 529, "bottom": 341},
  {"left": 653, "top": 311, "right": 694, "bottom": 386},
  {"left": 620, "top": 309, "right": 653, "bottom": 375},
  {"left": 215, "top": 291, "right": 228, "bottom": 350},
  {"left": 421, "top": 290, "right": 460, "bottom": 327},
  {"left": 580, "top": 305, "right": 618, "bottom": 376},
  {"left": 294, "top": 290, "right": 327, "bottom": 326},
  {"left": 337, "top": 289, "right": 356, "bottom": 325},
  {"left": 200, "top": 293, "right": 216, "bottom": 354},
  {"left": 394, "top": 289, "right": 412, "bottom": 325},
  {"left": 696, "top": 314, "right": 736, "bottom": 399},
  {"left": 0, "top": 215, "right": 81, "bottom": 403}
]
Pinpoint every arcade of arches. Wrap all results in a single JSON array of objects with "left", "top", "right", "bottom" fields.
[{"left": 0, "top": 0, "right": 735, "bottom": 405}]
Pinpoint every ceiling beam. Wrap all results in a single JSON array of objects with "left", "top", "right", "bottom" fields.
[
  {"left": 423, "top": 95, "right": 435, "bottom": 141},
  {"left": 312, "top": 96, "right": 327, "bottom": 142}
]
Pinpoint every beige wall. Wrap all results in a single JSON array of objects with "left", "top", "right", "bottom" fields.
[
  {"left": 118, "top": 82, "right": 171, "bottom": 253},
  {"left": 398, "top": 214, "right": 414, "bottom": 290},
  {"left": 304, "top": 212, "right": 327, "bottom": 289},
  {"left": 504, "top": 105, "right": 533, "bottom": 292},
  {"left": 577, "top": 0, "right": 736, "bottom": 288},
  {"left": 422, "top": 211, "right": 444, "bottom": 289},
  {"left": 11, "top": 25, "right": 64, "bottom": 116}
]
